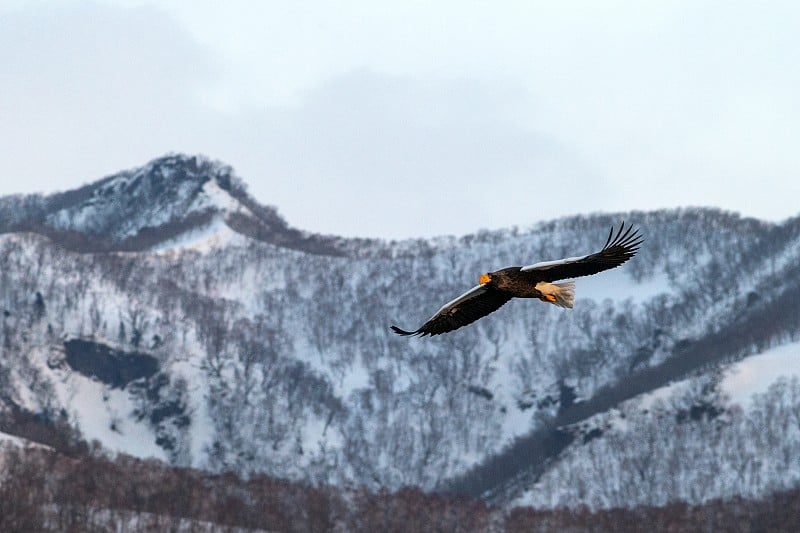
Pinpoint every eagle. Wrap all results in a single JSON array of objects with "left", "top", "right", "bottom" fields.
[{"left": 391, "top": 222, "right": 643, "bottom": 336}]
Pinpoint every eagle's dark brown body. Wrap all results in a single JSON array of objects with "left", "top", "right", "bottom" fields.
[
  {"left": 391, "top": 222, "right": 643, "bottom": 336},
  {"left": 487, "top": 267, "right": 547, "bottom": 298}
]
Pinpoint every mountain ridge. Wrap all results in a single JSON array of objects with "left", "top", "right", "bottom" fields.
[
  {"left": 0, "top": 154, "right": 352, "bottom": 255},
  {"left": 1, "top": 153, "right": 799, "bottom": 511}
]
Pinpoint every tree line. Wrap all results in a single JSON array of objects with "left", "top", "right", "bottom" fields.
[{"left": 2, "top": 442, "right": 800, "bottom": 532}]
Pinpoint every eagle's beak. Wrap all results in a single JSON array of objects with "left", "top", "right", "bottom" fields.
[{"left": 479, "top": 273, "right": 491, "bottom": 285}]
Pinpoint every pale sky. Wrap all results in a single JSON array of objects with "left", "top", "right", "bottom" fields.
[{"left": 1, "top": 1, "right": 799, "bottom": 238}]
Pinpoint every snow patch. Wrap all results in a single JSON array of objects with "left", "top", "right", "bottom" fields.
[
  {"left": 49, "top": 367, "right": 167, "bottom": 461},
  {"left": 169, "top": 359, "right": 216, "bottom": 467},
  {"left": 720, "top": 341, "right": 800, "bottom": 408},
  {"left": 191, "top": 178, "right": 249, "bottom": 214},
  {"left": 336, "top": 365, "right": 371, "bottom": 399},
  {"left": 149, "top": 215, "right": 246, "bottom": 253},
  {"left": 575, "top": 269, "right": 672, "bottom": 303}
]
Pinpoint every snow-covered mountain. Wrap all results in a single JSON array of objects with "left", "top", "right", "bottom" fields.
[
  {"left": 0, "top": 154, "right": 348, "bottom": 255},
  {"left": 1, "top": 154, "right": 799, "bottom": 509}
]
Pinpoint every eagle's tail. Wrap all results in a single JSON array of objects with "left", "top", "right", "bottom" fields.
[
  {"left": 536, "top": 281, "right": 575, "bottom": 309},
  {"left": 390, "top": 325, "right": 418, "bottom": 336}
]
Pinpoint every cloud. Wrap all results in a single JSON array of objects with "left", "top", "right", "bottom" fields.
[
  {"left": 2, "top": 1, "right": 800, "bottom": 239},
  {"left": 0, "top": 3, "right": 216, "bottom": 190},
  {"left": 207, "top": 69, "right": 606, "bottom": 238},
  {"left": 0, "top": 3, "right": 601, "bottom": 238}
]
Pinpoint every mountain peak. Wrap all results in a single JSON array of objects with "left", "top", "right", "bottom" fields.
[
  {"left": 0, "top": 154, "right": 349, "bottom": 255},
  {"left": 120, "top": 153, "right": 244, "bottom": 200},
  {"left": 43, "top": 154, "right": 246, "bottom": 239}
]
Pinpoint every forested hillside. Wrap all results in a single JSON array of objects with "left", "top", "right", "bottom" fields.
[
  {"left": 1, "top": 154, "right": 799, "bottom": 513},
  {"left": 3, "top": 442, "right": 800, "bottom": 532}
]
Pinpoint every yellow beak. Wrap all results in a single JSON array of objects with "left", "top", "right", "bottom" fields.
[{"left": 479, "top": 273, "right": 491, "bottom": 285}]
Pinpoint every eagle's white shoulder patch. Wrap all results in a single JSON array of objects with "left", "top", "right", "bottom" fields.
[{"left": 521, "top": 255, "right": 587, "bottom": 271}]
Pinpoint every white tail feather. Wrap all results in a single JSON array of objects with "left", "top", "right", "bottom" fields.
[{"left": 535, "top": 281, "right": 575, "bottom": 309}]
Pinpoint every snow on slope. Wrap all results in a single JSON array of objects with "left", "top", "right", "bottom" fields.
[
  {"left": 622, "top": 340, "right": 800, "bottom": 416},
  {"left": 149, "top": 215, "right": 244, "bottom": 253},
  {"left": 721, "top": 340, "right": 800, "bottom": 408},
  {"left": 513, "top": 339, "right": 800, "bottom": 510},
  {"left": 35, "top": 345, "right": 167, "bottom": 461},
  {"left": 58, "top": 373, "right": 167, "bottom": 461},
  {"left": 150, "top": 179, "right": 255, "bottom": 253},
  {"left": 576, "top": 268, "right": 673, "bottom": 303}
]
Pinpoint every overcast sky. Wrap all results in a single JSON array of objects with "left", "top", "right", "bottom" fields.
[{"left": 1, "top": 1, "right": 799, "bottom": 238}]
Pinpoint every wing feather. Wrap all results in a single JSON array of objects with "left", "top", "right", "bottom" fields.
[
  {"left": 391, "top": 285, "right": 512, "bottom": 336},
  {"left": 521, "top": 221, "right": 643, "bottom": 281}
]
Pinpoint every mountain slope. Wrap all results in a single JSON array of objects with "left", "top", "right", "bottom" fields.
[
  {"left": 1, "top": 154, "right": 799, "bottom": 509},
  {"left": 512, "top": 341, "right": 800, "bottom": 510}
]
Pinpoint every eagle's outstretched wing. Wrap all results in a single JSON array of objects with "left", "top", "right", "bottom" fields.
[
  {"left": 521, "top": 222, "right": 643, "bottom": 281},
  {"left": 392, "top": 222, "right": 643, "bottom": 337},
  {"left": 391, "top": 284, "right": 512, "bottom": 336}
]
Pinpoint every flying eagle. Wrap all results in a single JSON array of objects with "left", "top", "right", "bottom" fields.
[{"left": 391, "top": 222, "right": 643, "bottom": 336}]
